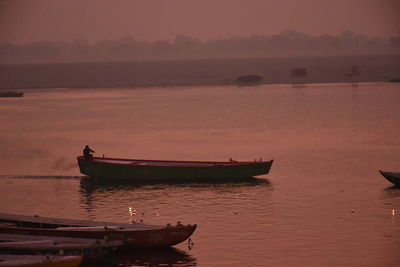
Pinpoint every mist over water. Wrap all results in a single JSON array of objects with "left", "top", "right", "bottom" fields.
[
  {"left": 0, "top": 82, "right": 399, "bottom": 266},
  {"left": 1, "top": 55, "right": 399, "bottom": 90}
]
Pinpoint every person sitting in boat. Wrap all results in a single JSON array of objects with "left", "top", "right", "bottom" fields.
[{"left": 83, "top": 145, "right": 95, "bottom": 159}]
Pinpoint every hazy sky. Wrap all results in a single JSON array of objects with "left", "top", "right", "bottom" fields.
[{"left": 1, "top": 0, "right": 400, "bottom": 44}]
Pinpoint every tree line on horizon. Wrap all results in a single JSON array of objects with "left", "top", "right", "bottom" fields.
[{"left": 1, "top": 30, "right": 399, "bottom": 64}]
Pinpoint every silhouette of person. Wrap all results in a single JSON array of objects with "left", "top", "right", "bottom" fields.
[{"left": 83, "top": 145, "right": 95, "bottom": 159}]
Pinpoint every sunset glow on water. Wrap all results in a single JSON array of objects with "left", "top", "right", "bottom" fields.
[{"left": 0, "top": 83, "right": 399, "bottom": 266}]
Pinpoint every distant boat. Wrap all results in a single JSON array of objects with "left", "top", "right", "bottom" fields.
[
  {"left": 0, "top": 91, "right": 24, "bottom": 97},
  {"left": 236, "top": 75, "right": 264, "bottom": 84},
  {"left": 291, "top": 68, "right": 307, "bottom": 77},
  {"left": 379, "top": 170, "right": 400, "bottom": 186},
  {"left": 0, "top": 213, "right": 196, "bottom": 249},
  {"left": 77, "top": 156, "right": 273, "bottom": 180},
  {"left": 346, "top": 65, "right": 359, "bottom": 77},
  {"left": 388, "top": 78, "right": 400, "bottom": 83},
  {"left": 0, "top": 254, "right": 82, "bottom": 267}
]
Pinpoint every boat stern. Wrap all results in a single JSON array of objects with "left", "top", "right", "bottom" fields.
[{"left": 77, "top": 156, "right": 91, "bottom": 176}]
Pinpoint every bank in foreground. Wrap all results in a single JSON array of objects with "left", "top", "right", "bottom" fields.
[
  {"left": 0, "top": 213, "right": 196, "bottom": 249},
  {"left": 77, "top": 156, "right": 273, "bottom": 180}
]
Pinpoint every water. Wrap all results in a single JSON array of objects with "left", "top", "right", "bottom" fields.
[{"left": 0, "top": 82, "right": 399, "bottom": 266}]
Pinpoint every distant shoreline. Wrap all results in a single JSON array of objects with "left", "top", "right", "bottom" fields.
[
  {"left": 1, "top": 82, "right": 398, "bottom": 93},
  {"left": 1, "top": 54, "right": 399, "bottom": 90}
]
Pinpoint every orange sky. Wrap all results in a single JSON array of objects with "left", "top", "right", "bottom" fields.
[{"left": 1, "top": 0, "right": 399, "bottom": 44}]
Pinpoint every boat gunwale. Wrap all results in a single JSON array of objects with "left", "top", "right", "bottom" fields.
[
  {"left": 0, "top": 212, "right": 170, "bottom": 230},
  {"left": 0, "top": 224, "right": 197, "bottom": 234}
]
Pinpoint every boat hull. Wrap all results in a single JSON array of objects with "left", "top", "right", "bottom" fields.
[
  {"left": 0, "top": 226, "right": 196, "bottom": 248},
  {"left": 379, "top": 170, "right": 400, "bottom": 186},
  {"left": 77, "top": 156, "right": 273, "bottom": 180},
  {"left": 0, "top": 254, "right": 82, "bottom": 267},
  {"left": 0, "top": 92, "right": 24, "bottom": 97},
  {"left": 0, "top": 213, "right": 196, "bottom": 249},
  {"left": 0, "top": 233, "right": 122, "bottom": 260}
]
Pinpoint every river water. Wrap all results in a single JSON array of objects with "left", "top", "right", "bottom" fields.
[{"left": 0, "top": 82, "right": 399, "bottom": 266}]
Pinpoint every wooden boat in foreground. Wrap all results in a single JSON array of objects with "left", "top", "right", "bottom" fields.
[
  {"left": 77, "top": 156, "right": 273, "bottom": 180},
  {"left": 0, "top": 213, "right": 196, "bottom": 249},
  {"left": 379, "top": 170, "right": 400, "bottom": 186},
  {"left": 0, "top": 233, "right": 122, "bottom": 260},
  {"left": 0, "top": 91, "right": 24, "bottom": 97},
  {"left": 0, "top": 254, "right": 82, "bottom": 267}
]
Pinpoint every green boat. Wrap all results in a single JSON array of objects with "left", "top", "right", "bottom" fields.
[{"left": 77, "top": 156, "right": 273, "bottom": 180}]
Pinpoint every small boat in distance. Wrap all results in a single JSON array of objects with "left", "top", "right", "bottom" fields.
[
  {"left": 236, "top": 74, "right": 264, "bottom": 84},
  {"left": 77, "top": 156, "right": 273, "bottom": 180},
  {"left": 346, "top": 65, "right": 359, "bottom": 77},
  {"left": 291, "top": 68, "right": 307, "bottom": 77},
  {"left": 0, "top": 213, "right": 196, "bottom": 249},
  {"left": 0, "top": 91, "right": 24, "bottom": 97},
  {"left": 379, "top": 170, "right": 400, "bottom": 186}
]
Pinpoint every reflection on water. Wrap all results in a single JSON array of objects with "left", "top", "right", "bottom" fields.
[
  {"left": 291, "top": 84, "right": 307, "bottom": 89},
  {"left": 383, "top": 186, "right": 400, "bottom": 198},
  {"left": 82, "top": 247, "right": 196, "bottom": 267},
  {"left": 79, "top": 177, "right": 270, "bottom": 194},
  {"left": 78, "top": 177, "right": 272, "bottom": 223},
  {"left": 79, "top": 178, "right": 272, "bottom": 229}
]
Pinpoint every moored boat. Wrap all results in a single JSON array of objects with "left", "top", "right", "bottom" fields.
[
  {"left": 77, "top": 156, "right": 273, "bottom": 180},
  {"left": 0, "top": 254, "right": 82, "bottom": 267},
  {"left": 291, "top": 67, "right": 307, "bottom": 77},
  {"left": 0, "top": 213, "right": 196, "bottom": 249},
  {"left": 346, "top": 65, "right": 359, "bottom": 77},
  {"left": 236, "top": 74, "right": 264, "bottom": 84},
  {"left": 379, "top": 170, "right": 400, "bottom": 186},
  {"left": 0, "top": 91, "right": 24, "bottom": 97},
  {"left": 0, "top": 233, "right": 122, "bottom": 260}
]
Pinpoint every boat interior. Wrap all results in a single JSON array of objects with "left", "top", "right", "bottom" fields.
[{"left": 87, "top": 157, "right": 268, "bottom": 167}]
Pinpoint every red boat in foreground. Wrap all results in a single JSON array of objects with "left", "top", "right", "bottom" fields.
[{"left": 0, "top": 213, "right": 196, "bottom": 249}]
